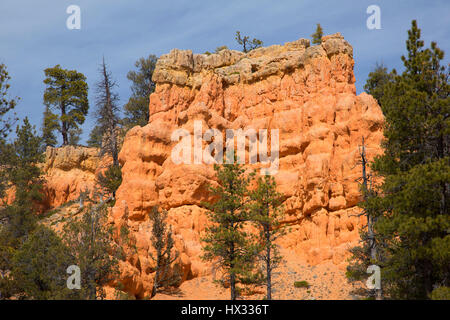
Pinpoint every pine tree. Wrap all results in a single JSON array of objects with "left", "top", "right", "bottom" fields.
[
  {"left": 311, "top": 23, "right": 324, "bottom": 45},
  {"left": 0, "top": 118, "right": 44, "bottom": 298},
  {"left": 235, "top": 31, "right": 263, "bottom": 53},
  {"left": 430, "top": 286, "right": 450, "bottom": 300},
  {"left": 62, "top": 201, "right": 120, "bottom": 299},
  {"left": 0, "top": 64, "right": 18, "bottom": 201},
  {"left": 250, "top": 174, "right": 285, "bottom": 300},
  {"left": 362, "top": 20, "right": 449, "bottom": 299},
  {"left": 97, "top": 165, "right": 122, "bottom": 198},
  {"left": 364, "top": 63, "right": 395, "bottom": 104},
  {"left": 68, "top": 127, "right": 82, "bottom": 146},
  {"left": 149, "top": 206, "right": 181, "bottom": 298},
  {"left": 43, "top": 65, "right": 89, "bottom": 146},
  {"left": 4, "top": 118, "right": 44, "bottom": 220},
  {"left": 87, "top": 125, "right": 103, "bottom": 148},
  {"left": 0, "top": 63, "right": 17, "bottom": 200},
  {"left": 41, "top": 104, "right": 59, "bottom": 147},
  {"left": 0, "top": 63, "right": 18, "bottom": 139},
  {"left": 11, "top": 225, "right": 75, "bottom": 300},
  {"left": 201, "top": 161, "right": 259, "bottom": 300},
  {"left": 122, "top": 55, "right": 157, "bottom": 130},
  {"left": 0, "top": 139, "right": 10, "bottom": 201}
]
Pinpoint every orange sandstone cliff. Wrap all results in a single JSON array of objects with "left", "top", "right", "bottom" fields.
[
  {"left": 3, "top": 146, "right": 103, "bottom": 210},
  {"left": 41, "top": 146, "right": 100, "bottom": 209},
  {"left": 109, "top": 33, "right": 385, "bottom": 298}
]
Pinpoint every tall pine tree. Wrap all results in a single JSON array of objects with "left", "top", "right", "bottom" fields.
[
  {"left": 87, "top": 125, "right": 103, "bottom": 148},
  {"left": 122, "top": 55, "right": 157, "bottom": 130},
  {"left": 43, "top": 65, "right": 89, "bottom": 146},
  {"left": 149, "top": 206, "right": 181, "bottom": 298},
  {"left": 0, "top": 118, "right": 44, "bottom": 298},
  {"left": 201, "top": 162, "right": 259, "bottom": 300},
  {"left": 364, "top": 63, "right": 395, "bottom": 104},
  {"left": 0, "top": 63, "right": 18, "bottom": 200},
  {"left": 41, "top": 104, "right": 59, "bottom": 147},
  {"left": 0, "top": 63, "right": 18, "bottom": 139},
  {"left": 361, "top": 20, "right": 449, "bottom": 299},
  {"left": 250, "top": 174, "right": 285, "bottom": 300},
  {"left": 62, "top": 201, "right": 120, "bottom": 300},
  {"left": 10, "top": 225, "right": 75, "bottom": 299}
]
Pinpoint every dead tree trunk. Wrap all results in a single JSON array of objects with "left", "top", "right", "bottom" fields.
[
  {"left": 265, "top": 226, "right": 272, "bottom": 300},
  {"left": 359, "top": 137, "right": 382, "bottom": 300}
]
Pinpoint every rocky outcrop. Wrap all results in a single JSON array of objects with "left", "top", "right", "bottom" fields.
[
  {"left": 41, "top": 146, "right": 106, "bottom": 209},
  {"left": 2, "top": 146, "right": 109, "bottom": 211},
  {"left": 111, "top": 33, "right": 384, "bottom": 298}
]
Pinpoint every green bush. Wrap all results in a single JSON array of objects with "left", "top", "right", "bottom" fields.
[
  {"left": 294, "top": 281, "right": 310, "bottom": 288},
  {"left": 430, "top": 287, "right": 450, "bottom": 300},
  {"left": 97, "top": 164, "right": 122, "bottom": 197}
]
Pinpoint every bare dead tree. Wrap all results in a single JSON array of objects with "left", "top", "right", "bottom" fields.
[
  {"left": 93, "top": 58, "right": 123, "bottom": 199},
  {"left": 94, "top": 57, "right": 121, "bottom": 166},
  {"left": 357, "top": 137, "right": 383, "bottom": 300}
]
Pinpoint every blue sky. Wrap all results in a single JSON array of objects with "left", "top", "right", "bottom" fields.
[{"left": 0, "top": 0, "right": 449, "bottom": 144}]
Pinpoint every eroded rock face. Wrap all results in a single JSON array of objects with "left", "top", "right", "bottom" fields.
[
  {"left": 2, "top": 146, "right": 109, "bottom": 211},
  {"left": 42, "top": 146, "right": 106, "bottom": 209},
  {"left": 111, "top": 33, "right": 384, "bottom": 298}
]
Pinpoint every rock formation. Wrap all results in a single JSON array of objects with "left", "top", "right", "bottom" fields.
[
  {"left": 3, "top": 146, "right": 111, "bottom": 212},
  {"left": 41, "top": 146, "right": 106, "bottom": 209},
  {"left": 108, "top": 33, "right": 385, "bottom": 298}
]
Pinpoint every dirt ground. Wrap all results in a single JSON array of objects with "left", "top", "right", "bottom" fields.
[{"left": 154, "top": 248, "right": 363, "bottom": 300}]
